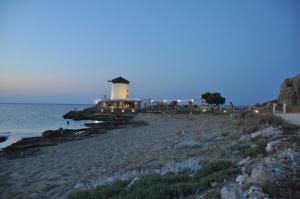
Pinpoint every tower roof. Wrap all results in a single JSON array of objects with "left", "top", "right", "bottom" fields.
[{"left": 108, "top": 76, "right": 130, "bottom": 84}]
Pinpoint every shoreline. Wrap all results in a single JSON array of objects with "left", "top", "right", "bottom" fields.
[
  {"left": 1, "top": 110, "right": 299, "bottom": 199},
  {"left": 0, "top": 113, "right": 240, "bottom": 198},
  {"left": 1, "top": 110, "right": 145, "bottom": 155}
]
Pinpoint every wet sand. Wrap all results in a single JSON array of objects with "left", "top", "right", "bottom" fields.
[{"left": 0, "top": 113, "right": 242, "bottom": 199}]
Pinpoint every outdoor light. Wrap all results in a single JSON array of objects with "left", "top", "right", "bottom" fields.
[
  {"left": 255, "top": 110, "right": 259, "bottom": 113},
  {"left": 121, "top": 109, "right": 125, "bottom": 113},
  {"left": 111, "top": 109, "right": 114, "bottom": 112},
  {"left": 203, "top": 109, "right": 206, "bottom": 112},
  {"left": 101, "top": 108, "right": 104, "bottom": 112},
  {"left": 223, "top": 110, "right": 227, "bottom": 113},
  {"left": 95, "top": 100, "right": 98, "bottom": 104},
  {"left": 132, "top": 109, "right": 135, "bottom": 112}
]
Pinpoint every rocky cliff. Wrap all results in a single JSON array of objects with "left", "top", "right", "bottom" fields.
[{"left": 278, "top": 74, "right": 300, "bottom": 106}]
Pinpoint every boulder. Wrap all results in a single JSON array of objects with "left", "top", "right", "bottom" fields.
[
  {"left": 248, "top": 149, "right": 300, "bottom": 198},
  {"left": 235, "top": 174, "right": 248, "bottom": 185},
  {"left": 265, "top": 139, "right": 286, "bottom": 153},
  {"left": 278, "top": 74, "right": 300, "bottom": 106},
  {"left": 220, "top": 182, "right": 241, "bottom": 199},
  {"left": 250, "top": 126, "right": 281, "bottom": 139}
]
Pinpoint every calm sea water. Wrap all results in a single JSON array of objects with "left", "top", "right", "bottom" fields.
[{"left": 0, "top": 103, "right": 93, "bottom": 149}]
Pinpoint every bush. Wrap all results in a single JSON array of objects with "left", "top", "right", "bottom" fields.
[{"left": 69, "top": 161, "right": 238, "bottom": 199}]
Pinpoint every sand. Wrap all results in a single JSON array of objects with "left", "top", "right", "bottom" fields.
[{"left": 0, "top": 113, "right": 242, "bottom": 199}]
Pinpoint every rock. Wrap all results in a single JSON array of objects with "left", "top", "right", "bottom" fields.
[
  {"left": 248, "top": 185, "right": 263, "bottom": 193},
  {"left": 240, "top": 135, "right": 250, "bottom": 142},
  {"left": 238, "top": 157, "right": 250, "bottom": 166},
  {"left": 0, "top": 136, "right": 7, "bottom": 143},
  {"left": 236, "top": 174, "right": 248, "bottom": 185},
  {"left": 286, "top": 149, "right": 300, "bottom": 161},
  {"left": 42, "top": 128, "right": 77, "bottom": 138},
  {"left": 248, "top": 149, "right": 300, "bottom": 198},
  {"left": 221, "top": 183, "right": 241, "bottom": 199},
  {"left": 278, "top": 74, "right": 300, "bottom": 106},
  {"left": 245, "top": 185, "right": 268, "bottom": 199},
  {"left": 265, "top": 139, "right": 285, "bottom": 153},
  {"left": 250, "top": 126, "right": 281, "bottom": 139}
]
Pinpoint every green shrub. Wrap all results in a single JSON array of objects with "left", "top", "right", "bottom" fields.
[{"left": 69, "top": 161, "right": 238, "bottom": 199}]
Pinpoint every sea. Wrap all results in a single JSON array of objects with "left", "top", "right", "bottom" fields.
[{"left": 0, "top": 103, "right": 93, "bottom": 149}]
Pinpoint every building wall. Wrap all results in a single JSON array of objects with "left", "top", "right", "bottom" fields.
[{"left": 111, "top": 83, "right": 130, "bottom": 99}]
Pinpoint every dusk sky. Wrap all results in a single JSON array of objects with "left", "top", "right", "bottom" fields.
[{"left": 0, "top": 0, "right": 299, "bottom": 105}]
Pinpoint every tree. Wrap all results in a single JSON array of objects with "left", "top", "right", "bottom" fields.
[{"left": 201, "top": 92, "right": 226, "bottom": 106}]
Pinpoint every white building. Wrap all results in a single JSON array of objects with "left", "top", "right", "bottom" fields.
[
  {"left": 97, "top": 76, "right": 140, "bottom": 112},
  {"left": 108, "top": 76, "right": 130, "bottom": 100}
]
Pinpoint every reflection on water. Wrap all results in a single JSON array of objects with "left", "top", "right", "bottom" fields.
[{"left": 0, "top": 103, "right": 93, "bottom": 149}]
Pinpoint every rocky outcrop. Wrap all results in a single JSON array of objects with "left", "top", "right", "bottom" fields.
[
  {"left": 248, "top": 149, "right": 300, "bottom": 198},
  {"left": 278, "top": 74, "right": 300, "bottom": 106},
  {"left": 0, "top": 136, "right": 7, "bottom": 143},
  {"left": 223, "top": 111, "right": 300, "bottom": 199},
  {"left": 221, "top": 148, "right": 300, "bottom": 199}
]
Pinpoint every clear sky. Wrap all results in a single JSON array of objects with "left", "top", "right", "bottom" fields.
[{"left": 0, "top": 0, "right": 299, "bottom": 105}]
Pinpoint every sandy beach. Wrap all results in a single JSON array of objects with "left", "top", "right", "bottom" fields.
[{"left": 0, "top": 113, "right": 242, "bottom": 199}]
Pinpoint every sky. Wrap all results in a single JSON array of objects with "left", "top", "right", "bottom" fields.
[{"left": 0, "top": 0, "right": 299, "bottom": 105}]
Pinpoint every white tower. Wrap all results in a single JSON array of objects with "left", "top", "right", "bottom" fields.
[{"left": 108, "top": 77, "right": 130, "bottom": 100}]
